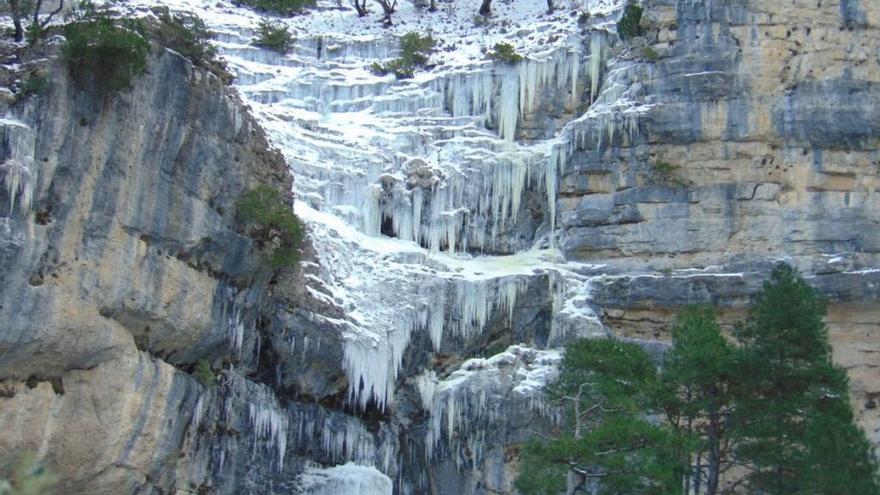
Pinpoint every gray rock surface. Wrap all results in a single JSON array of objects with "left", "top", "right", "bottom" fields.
[{"left": 557, "top": 0, "right": 880, "bottom": 445}]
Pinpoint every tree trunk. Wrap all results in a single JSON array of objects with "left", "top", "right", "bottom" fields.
[
  {"left": 10, "top": 0, "right": 24, "bottom": 42},
  {"left": 32, "top": 0, "right": 42, "bottom": 25},
  {"left": 547, "top": 0, "right": 554, "bottom": 13},
  {"left": 479, "top": 0, "right": 491, "bottom": 16},
  {"left": 429, "top": 0, "right": 436, "bottom": 12},
  {"left": 375, "top": 0, "right": 396, "bottom": 24},
  {"left": 32, "top": 0, "right": 64, "bottom": 29},
  {"left": 706, "top": 409, "right": 722, "bottom": 495},
  {"left": 351, "top": 0, "right": 367, "bottom": 17}
]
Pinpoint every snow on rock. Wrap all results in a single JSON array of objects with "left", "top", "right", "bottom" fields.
[
  {"left": 300, "top": 463, "right": 393, "bottom": 495},
  {"left": 419, "top": 345, "right": 564, "bottom": 465},
  {"left": 300, "top": 201, "right": 603, "bottom": 411},
  {"left": 115, "top": 0, "right": 634, "bottom": 486}
]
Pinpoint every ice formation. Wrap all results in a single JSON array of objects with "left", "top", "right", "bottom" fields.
[
  {"left": 215, "top": 284, "right": 246, "bottom": 357},
  {"left": 299, "top": 463, "right": 393, "bottom": 495},
  {"left": 420, "top": 345, "right": 564, "bottom": 464},
  {"left": 0, "top": 118, "right": 37, "bottom": 215},
  {"left": 289, "top": 404, "right": 397, "bottom": 472},
  {"left": 247, "top": 387, "right": 289, "bottom": 468},
  {"left": 117, "top": 0, "right": 637, "bottom": 486}
]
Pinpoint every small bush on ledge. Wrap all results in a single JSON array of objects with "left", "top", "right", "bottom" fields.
[
  {"left": 62, "top": 2, "right": 149, "bottom": 92},
  {"left": 641, "top": 45, "right": 659, "bottom": 61},
  {"left": 371, "top": 32, "right": 435, "bottom": 80},
  {"left": 154, "top": 7, "right": 217, "bottom": 64},
  {"left": 236, "top": 185, "right": 304, "bottom": 269},
  {"left": 234, "top": 0, "right": 315, "bottom": 16},
  {"left": 488, "top": 42, "right": 523, "bottom": 64},
  {"left": 617, "top": 2, "right": 643, "bottom": 41},
  {"left": 253, "top": 19, "right": 295, "bottom": 54},
  {"left": 649, "top": 160, "right": 688, "bottom": 186},
  {"left": 193, "top": 359, "right": 217, "bottom": 387},
  {"left": 17, "top": 72, "right": 51, "bottom": 100}
]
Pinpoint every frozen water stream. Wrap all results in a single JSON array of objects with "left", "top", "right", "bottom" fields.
[{"left": 121, "top": 0, "right": 631, "bottom": 489}]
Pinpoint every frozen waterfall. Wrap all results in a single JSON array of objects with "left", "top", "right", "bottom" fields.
[{"left": 121, "top": 0, "right": 631, "bottom": 489}]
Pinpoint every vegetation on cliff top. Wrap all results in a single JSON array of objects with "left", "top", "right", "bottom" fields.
[
  {"left": 488, "top": 42, "right": 523, "bottom": 64},
  {"left": 518, "top": 264, "right": 880, "bottom": 495},
  {"left": 154, "top": 6, "right": 216, "bottom": 64},
  {"left": 62, "top": 1, "right": 150, "bottom": 92},
  {"left": 234, "top": 0, "right": 314, "bottom": 16}
]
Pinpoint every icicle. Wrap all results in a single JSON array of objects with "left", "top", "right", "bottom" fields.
[
  {"left": 190, "top": 394, "right": 204, "bottom": 431},
  {"left": 248, "top": 396, "right": 289, "bottom": 469},
  {"left": 362, "top": 184, "right": 383, "bottom": 236},
  {"left": 423, "top": 346, "right": 563, "bottom": 466},
  {"left": 589, "top": 32, "right": 604, "bottom": 102},
  {"left": 0, "top": 119, "right": 37, "bottom": 215},
  {"left": 498, "top": 67, "right": 520, "bottom": 142}
]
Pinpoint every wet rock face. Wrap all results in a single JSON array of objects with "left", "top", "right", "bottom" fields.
[{"left": 558, "top": 0, "right": 880, "bottom": 444}]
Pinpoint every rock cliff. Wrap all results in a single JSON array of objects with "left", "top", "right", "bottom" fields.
[
  {"left": 0, "top": 42, "right": 303, "bottom": 493},
  {"left": 559, "top": 0, "right": 880, "bottom": 444},
  {"left": 0, "top": 0, "right": 877, "bottom": 493}
]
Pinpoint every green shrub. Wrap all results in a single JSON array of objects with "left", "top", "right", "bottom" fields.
[
  {"left": 488, "top": 42, "right": 523, "bottom": 64},
  {"left": 154, "top": 7, "right": 216, "bottom": 63},
  {"left": 641, "top": 45, "right": 659, "bottom": 61},
  {"left": 236, "top": 185, "right": 304, "bottom": 269},
  {"left": 62, "top": 2, "right": 149, "bottom": 92},
  {"left": 649, "top": 160, "right": 687, "bottom": 186},
  {"left": 253, "top": 19, "right": 294, "bottom": 53},
  {"left": 25, "top": 23, "right": 44, "bottom": 44},
  {"left": 617, "top": 2, "right": 643, "bottom": 41},
  {"left": 234, "top": 0, "right": 314, "bottom": 15},
  {"left": 17, "top": 73, "right": 50, "bottom": 99},
  {"left": 371, "top": 58, "right": 415, "bottom": 79},
  {"left": 399, "top": 32, "right": 435, "bottom": 65},
  {"left": 193, "top": 359, "right": 216, "bottom": 387},
  {"left": 371, "top": 32, "right": 435, "bottom": 80}
]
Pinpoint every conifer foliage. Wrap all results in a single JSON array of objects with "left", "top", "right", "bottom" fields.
[{"left": 518, "top": 264, "right": 880, "bottom": 494}]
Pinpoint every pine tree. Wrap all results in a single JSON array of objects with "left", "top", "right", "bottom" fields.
[
  {"left": 516, "top": 265, "right": 879, "bottom": 494},
  {"left": 658, "top": 306, "right": 736, "bottom": 495},
  {"left": 516, "top": 338, "right": 686, "bottom": 495},
  {"left": 732, "top": 263, "right": 880, "bottom": 494}
]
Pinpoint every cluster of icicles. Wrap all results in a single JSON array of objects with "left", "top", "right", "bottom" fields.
[
  {"left": 360, "top": 34, "right": 609, "bottom": 256},
  {"left": 342, "top": 32, "right": 645, "bottom": 416},
  {"left": 184, "top": 3, "right": 645, "bottom": 481}
]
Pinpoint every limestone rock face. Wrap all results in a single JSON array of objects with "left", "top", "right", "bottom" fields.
[
  {"left": 559, "top": 0, "right": 880, "bottom": 444},
  {"left": 1, "top": 0, "right": 878, "bottom": 492},
  {"left": 561, "top": 0, "right": 879, "bottom": 265},
  {"left": 0, "top": 48, "right": 305, "bottom": 493}
]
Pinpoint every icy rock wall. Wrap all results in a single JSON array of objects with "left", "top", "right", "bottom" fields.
[
  {"left": 0, "top": 118, "right": 37, "bottom": 215},
  {"left": 0, "top": 42, "right": 307, "bottom": 494},
  {"left": 157, "top": 0, "right": 621, "bottom": 491}
]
